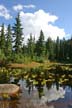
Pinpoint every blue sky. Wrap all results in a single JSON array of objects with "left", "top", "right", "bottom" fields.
[{"left": 0, "top": 0, "right": 72, "bottom": 40}]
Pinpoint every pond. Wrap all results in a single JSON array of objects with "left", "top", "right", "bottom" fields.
[
  {"left": 17, "top": 79, "right": 72, "bottom": 108},
  {"left": 0, "top": 66, "right": 72, "bottom": 108},
  {"left": 0, "top": 100, "right": 20, "bottom": 108},
  {"left": 0, "top": 84, "right": 72, "bottom": 108}
]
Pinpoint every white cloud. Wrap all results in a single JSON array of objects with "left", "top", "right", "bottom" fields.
[
  {"left": 20, "top": 9, "right": 65, "bottom": 43},
  {"left": 0, "top": 5, "right": 12, "bottom": 20},
  {"left": 13, "top": 4, "right": 24, "bottom": 11},
  {"left": 24, "top": 4, "right": 36, "bottom": 9},
  {"left": 13, "top": 4, "right": 36, "bottom": 11}
]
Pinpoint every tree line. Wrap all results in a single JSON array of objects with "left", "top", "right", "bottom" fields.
[{"left": 0, "top": 13, "right": 72, "bottom": 63}]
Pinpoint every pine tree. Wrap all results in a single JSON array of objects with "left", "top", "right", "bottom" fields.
[
  {"left": 69, "top": 37, "right": 72, "bottom": 60},
  {"left": 13, "top": 13, "right": 23, "bottom": 53},
  {"left": 27, "top": 33, "right": 35, "bottom": 59},
  {"left": 46, "top": 37, "right": 55, "bottom": 60},
  {"left": 55, "top": 36, "right": 60, "bottom": 60},
  {"left": 59, "top": 38, "right": 66, "bottom": 61},
  {"left": 0, "top": 23, "right": 6, "bottom": 52},
  {"left": 22, "top": 44, "right": 28, "bottom": 56},
  {"left": 35, "top": 30, "right": 45, "bottom": 57},
  {"left": 5, "top": 24, "right": 12, "bottom": 56}
]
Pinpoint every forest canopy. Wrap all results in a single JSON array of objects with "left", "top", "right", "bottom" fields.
[{"left": 0, "top": 13, "right": 72, "bottom": 64}]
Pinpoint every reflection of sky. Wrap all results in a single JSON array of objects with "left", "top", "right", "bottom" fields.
[
  {"left": 18, "top": 80, "right": 65, "bottom": 102},
  {"left": 18, "top": 79, "right": 72, "bottom": 108},
  {"left": 41, "top": 85, "right": 65, "bottom": 103}
]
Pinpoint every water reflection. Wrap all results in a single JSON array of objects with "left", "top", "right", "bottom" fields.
[
  {"left": 0, "top": 100, "right": 20, "bottom": 108},
  {"left": 44, "top": 85, "right": 65, "bottom": 102},
  {"left": 17, "top": 78, "right": 71, "bottom": 106},
  {"left": 1, "top": 66, "right": 72, "bottom": 108},
  {"left": 0, "top": 82, "right": 72, "bottom": 108},
  {"left": 17, "top": 76, "right": 72, "bottom": 108}
]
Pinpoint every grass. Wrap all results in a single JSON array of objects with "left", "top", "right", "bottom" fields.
[{"left": 8, "top": 62, "right": 41, "bottom": 69}]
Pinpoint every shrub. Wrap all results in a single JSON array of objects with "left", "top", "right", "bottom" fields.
[{"left": 34, "top": 56, "right": 44, "bottom": 63}]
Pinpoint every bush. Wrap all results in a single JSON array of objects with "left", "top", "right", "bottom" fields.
[
  {"left": 35, "top": 56, "right": 44, "bottom": 63},
  {"left": 11, "top": 53, "right": 25, "bottom": 63},
  {"left": 0, "top": 49, "right": 6, "bottom": 60},
  {"left": 0, "top": 49, "right": 6, "bottom": 66},
  {"left": 0, "top": 68, "right": 9, "bottom": 83}
]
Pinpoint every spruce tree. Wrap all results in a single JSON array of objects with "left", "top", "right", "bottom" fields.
[
  {"left": 69, "top": 37, "right": 72, "bottom": 60},
  {"left": 13, "top": 13, "right": 23, "bottom": 53},
  {"left": 5, "top": 24, "right": 12, "bottom": 56},
  {"left": 46, "top": 37, "right": 55, "bottom": 60},
  {"left": 27, "top": 33, "right": 35, "bottom": 59},
  {"left": 0, "top": 23, "right": 6, "bottom": 52},
  {"left": 59, "top": 38, "right": 66, "bottom": 61},
  {"left": 35, "top": 30, "right": 45, "bottom": 57},
  {"left": 55, "top": 36, "right": 60, "bottom": 60}
]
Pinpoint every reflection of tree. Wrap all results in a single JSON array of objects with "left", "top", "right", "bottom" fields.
[
  {"left": 0, "top": 101, "right": 9, "bottom": 108},
  {"left": 26, "top": 79, "right": 34, "bottom": 95},
  {"left": 55, "top": 74, "right": 59, "bottom": 90},
  {"left": 34, "top": 71, "right": 44, "bottom": 98},
  {"left": 37, "top": 82, "right": 44, "bottom": 99},
  {"left": 9, "top": 100, "right": 20, "bottom": 108},
  {"left": 46, "top": 82, "right": 52, "bottom": 90},
  {"left": 26, "top": 79, "right": 31, "bottom": 94},
  {"left": 56, "top": 81, "right": 59, "bottom": 90},
  {"left": 0, "top": 100, "right": 20, "bottom": 108}
]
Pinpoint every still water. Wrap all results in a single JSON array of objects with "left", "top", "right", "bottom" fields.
[
  {"left": 0, "top": 80, "right": 72, "bottom": 108},
  {"left": 17, "top": 79, "right": 72, "bottom": 108}
]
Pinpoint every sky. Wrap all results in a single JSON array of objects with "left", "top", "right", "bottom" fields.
[{"left": 0, "top": 0, "right": 72, "bottom": 42}]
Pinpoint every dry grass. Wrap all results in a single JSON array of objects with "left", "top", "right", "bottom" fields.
[{"left": 8, "top": 62, "right": 42, "bottom": 69}]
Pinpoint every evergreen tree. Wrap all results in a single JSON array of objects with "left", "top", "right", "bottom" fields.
[
  {"left": 55, "top": 36, "right": 60, "bottom": 60},
  {"left": 13, "top": 13, "right": 23, "bottom": 53},
  {"left": 22, "top": 44, "right": 28, "bottom": 55},
  {"left": 65, "top": 40, "right": 70, "bottom": 60},
  {"left": 59, "top": 40, "right": 63, "bottom": 60},
  {"left": 5, "top": 24, "right": 12, "bottom": 56},
  {"left": 46, "top": 37, "right": 55, "bottom": 60},
  {"left": 0, "top": 24, "right": 6, "bottom": 52},
  {"left": 59, "top": 38, "right": 67, "bottom": 61},
  {"left": 35, "top": 30, "right": 45, "bottom": 57},
  {"left": 27, "top": 33, "right": 35, "bottom": 59},
  {"left": 69, "top": 37, "right": 72, "bottom": 60}
]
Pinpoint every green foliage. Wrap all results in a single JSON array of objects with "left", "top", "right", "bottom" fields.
[
  {"left": 35, "top": 56, "right": 44, "bottom": 63},
  {"left": 0, "top": 68, "right": 9, "bottom": 83},
  {"left": 5, "top": 24, "right": 12, "bottom": 56},
  {"left": 0, "top": 24, "right": 6, "bottom": 52},
  {"left": 46, "top": 37, "right": 55, "bottom": 60},
  {"left": 35, "top": 30, "right": 45, "bottom": 57},
  {"left": 55, "top": 36, "right": 60, "bottom": 60},
  {"left": 0, "top": 13, "right": 72, "bottom": 63},
  {"left": 27, "top": 34, "right": 35, "bottom": 59},
  {"left": 11, "top": 53, "right": 25, "bottom": 63},
  {"left": 0, "top": 49, "right": 5, "bottom": 60},
  {"left": 13, "top": 13, "right": 23, "bottom": 53},
  {"left": 23, "top": 56, "right": 32, "bottom": 63}
]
